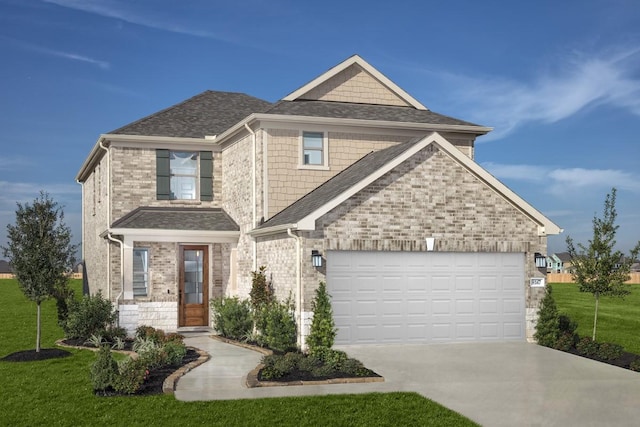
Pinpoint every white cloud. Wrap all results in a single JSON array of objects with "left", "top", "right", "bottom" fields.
[
  {"left": 43, "top": 0, "right": 232, "bottom": 41},
  {"left": 0, "top": 156, "right": 33, "bottom": 171},
  {"left": 443, "top": 47, "right": 640, "bottom": 140},
  {"left": 2, "top": 36, "right": 110, "bottom": 69},
  {"left": 482, "top": 163, "right": 640, "bottom": 195}
]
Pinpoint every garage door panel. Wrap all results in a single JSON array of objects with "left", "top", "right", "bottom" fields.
[{"left": 327, "top": 251, "right": 525, "bottom": 345}]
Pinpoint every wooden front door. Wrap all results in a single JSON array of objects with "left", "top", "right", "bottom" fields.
[{"left": 179, "top": 245, "right": 209, "bottom": 327}]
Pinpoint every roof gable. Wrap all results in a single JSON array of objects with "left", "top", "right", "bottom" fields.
[
  {"left": 252, "top": 132, "right": 561, "bottom": 237},
  {"left": 282, "top": 55, "right": 427, "bottom": 110}
]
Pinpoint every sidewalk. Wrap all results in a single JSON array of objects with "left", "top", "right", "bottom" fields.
[{"left": 173, "top": 334, "right": 395, "bottom": 401}]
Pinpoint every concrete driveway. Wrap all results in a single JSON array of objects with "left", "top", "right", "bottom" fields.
[{"left": 338, "top": 342, "right": 640, "bottom": 427}]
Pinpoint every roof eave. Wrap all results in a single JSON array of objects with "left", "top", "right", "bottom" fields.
[{"left": 247, "top": 224, "right": 299, "bottom": 238}]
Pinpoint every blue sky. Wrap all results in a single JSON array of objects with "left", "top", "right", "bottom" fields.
[{"left": 1, "top": 0, "right": 639, "bottom": 256}]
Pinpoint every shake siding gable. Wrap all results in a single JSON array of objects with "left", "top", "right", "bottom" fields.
[{"left": 298, "top": 64, "right": 410, "bottom": 107}]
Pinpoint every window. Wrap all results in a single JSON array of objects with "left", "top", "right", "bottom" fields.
[
  {"left": 170, "top": 151, "right": 198, "bottom": 200},
  {"left": 302, "top": 131, "right": 326, "bottom": 166},
  {"left": 133, "top": 248, "right": 149, "bottom": 296},
  {"left": 156, "top": 150, "right": 213, "bottom": 201}
]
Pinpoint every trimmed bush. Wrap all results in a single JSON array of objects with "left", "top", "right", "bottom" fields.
[
  {"left": 113, "top": 357, "right": 148, "bottom": 394},
  {"left": 554, "top": 332, "right": 577, "bottom": 352},
  {"left": 164, "top": 341, "right": 187, "bottom": 366},
  {"left": 597, "top": 342, "right": 624, "bottom": 361},
  {"left": 210, "top": 297, "right": 253, "bottom": 340},
  {"left": 64, "top": 291, "right": 117, "bottom": 341},
  {"left": 258, "top": 300, "right": 297, "bottom": 353},
  {"left": 630, "top": 358, "right": 640, "bottom": 372},
  {"left": 90, "top": 346, "right": 118, "bottom": 392},
  {"left": 576, "top": 337, "right": 600, "bottom": 357},
  {"left": 534, "top": 286, "right": 560, "bottom": 348},
  {"left": 249, "top": 266, "right": 274, "bottom": 312},
  {"left": 306, "top": 281, "right": 337, "bottom": 355}
]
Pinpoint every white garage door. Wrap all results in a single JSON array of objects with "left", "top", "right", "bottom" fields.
[{"left": 327, "top": 251, "right": 525, "bottom": 345}]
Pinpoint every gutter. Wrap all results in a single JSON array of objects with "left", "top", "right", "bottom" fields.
[{"left": 287, "top": 228, "right": 303, "bottom": 348}]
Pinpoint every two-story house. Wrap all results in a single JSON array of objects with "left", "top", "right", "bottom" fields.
[{"left": 77, "top": 55, "right": 561, "bottom": 346}]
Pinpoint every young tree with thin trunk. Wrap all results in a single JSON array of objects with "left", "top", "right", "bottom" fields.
[
  {"left": 2, "top": 192, "right": 77, "bottom": 352},
  {"left": 566, "top": 188, "right": 640, "bottom": 341}
]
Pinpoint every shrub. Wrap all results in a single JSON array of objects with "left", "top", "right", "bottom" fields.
[
  {"left": 306, "top": 281, "right": 337, "bottom": 355},
  {"left": 210, "top": 297, "right": 253, "bottom": 340},
  {"left": 104, "top": 326, "right": 128, "bottom": 342},
  {"left": 576, "top": 337, "right": 600, "bottom": 357},
  {"left": 90, "top": 346, "right": 118, "bottom": 392},
  {"left": 554, "top": 332, "right": 577, "bottom": 352},
  {"left": 135, "top": 325, "right": 166, "bottom": 343},
  {"left": 558, "top": 314, "right": 578, "bottom": 336},
  {"left": 164, "top": 341, "right": 187, "bottom": 366},
  {"left": 341, "top": 358, "right": 367, "bottom": 377},
  {"left": 597, "top": 342, "right": 624, "bottom": 361},
  {"left": 314, "top": 348, "right": 349, "bottom": 371},
  {"left": 260, "top": 354, "right": 286, "bottom": 380},
  {"left": 64, "top": 291, "right": 116, "bottom": 340},
  {"left": 630, "top": 358, "right": 640, "bottom": 372},
  {"left": 113, "top": 357, "right": 148, "bottom": 394},
  {"left": 534, "top": 286, "right": 560, "bottom": 348},
  {"left": 258, "top": 300, "right": 297, "bottom": 353}
]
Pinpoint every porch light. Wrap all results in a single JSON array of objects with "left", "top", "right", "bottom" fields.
[
  {"left": 534, "top": 253, "right": 547, "bottom": 268},
  {"left": 311, "top": 250, "right": 323, "bottom": 267}
]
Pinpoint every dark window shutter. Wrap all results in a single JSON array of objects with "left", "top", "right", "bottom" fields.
[
  {"left": 156, "top": 149, "right": 171, "bottom": 200},
  {"left": 200, "top": 151, "right": 213, "bottom": 201}
]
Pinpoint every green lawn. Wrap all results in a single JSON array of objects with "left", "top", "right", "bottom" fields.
[
  {"left": 550, "top": 282, "right": 640, "bottom": 354},
  {"left": 0, "top": 279, "right": 477, "bottom": 427}
]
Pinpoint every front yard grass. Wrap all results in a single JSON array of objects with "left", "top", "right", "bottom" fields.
[
  {"left": 0, "top": 279, "right": 477, "bottom": 426},
  {"left": 550, "top": 282, "right": 640, "bottom": 354}
]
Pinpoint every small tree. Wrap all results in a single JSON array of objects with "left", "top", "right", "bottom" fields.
[
  {"left": 566, "top": 188, "right": 640, "bottom": 341},
  {"left": 1, "top": 192, "right": 77, "bottom": 352},
  {"left": 534, "top": 286, "right": 560, "bottom": 348},
  {"left": 306, "top": 281, "right": 337, "bottom": 354},
  {"left": 249, "top": 266, "right": 274, "bottom": 312}
]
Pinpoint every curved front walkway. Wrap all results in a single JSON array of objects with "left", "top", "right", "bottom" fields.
[{"left": 175, "top": 335, "right": 640, "bottom": 426}]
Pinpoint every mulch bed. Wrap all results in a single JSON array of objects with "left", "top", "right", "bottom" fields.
[
  {"left": 257, "top": 367, "right": 381, "bottom": 383},
  {"left": 1, "top": 348, "right": 72, "bottom": 362},
  {"left": 1, "top": 340, "right": 200, "bottom": 396},
  {"left": 566, "top": 348, "right": 639, "bottom": 371}
]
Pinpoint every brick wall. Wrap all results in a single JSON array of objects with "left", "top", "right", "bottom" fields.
[{"left": 299, "top": 63, "right": 410, "bottom": 107}]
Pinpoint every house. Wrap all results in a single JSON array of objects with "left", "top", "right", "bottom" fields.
[
  {"left": 0, "top": 260, "right": 12, "bottom": 274},
  {"left": 76, "top": 55, "right": 561, "bottom": 346},
  {"left": 547, "top": 252, "right": 572, "bottom": 273}
]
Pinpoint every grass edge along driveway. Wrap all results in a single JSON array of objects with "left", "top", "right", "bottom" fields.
[{"left": 0, "top": 279, "right": 477, "bottom": 427}]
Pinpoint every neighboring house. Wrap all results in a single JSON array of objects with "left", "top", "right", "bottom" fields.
[
  {"left": 76, "top": 55, "right": 561, "bottom": 346},
  {"left": 547, "top": 252, "right": 572, "bottom": 273},
  {"left": 0, "top": 260, "right": 12, "bottom": 274}
]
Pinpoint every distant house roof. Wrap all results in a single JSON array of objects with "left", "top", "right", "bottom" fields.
[
  {"left": 110, "top": 91, "right": 272, "bottom": 138},
  {"left": 110, "top": 207, "right": 239, "bottom": 231},
  {"left": 264, "top": 100, "right": 482, "bottom": 128},
  {"left": 0, "top": 260, "right": 12, "bottom": 273},
  {"left": 556, "top": 252, "right": 572, "bottom": 262}
]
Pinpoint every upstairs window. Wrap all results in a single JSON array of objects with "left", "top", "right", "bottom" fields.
[
  {"left": 170, "top": 151, "right": 198, "bottom": 200},
  {"left": 300, "top": 131, "right": 328, "bottom": 169},
  {"left": 156, "top": 150, "right": 213, "bottom": 201},
  {"left": 133, "top": 248, "right": 149, "bottom": 296}
]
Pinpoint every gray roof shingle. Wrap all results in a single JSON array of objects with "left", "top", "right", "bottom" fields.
[
  {"left": 257, "top": 138, "right": 422, "bottom": 229},
  {"left": 264, "top": 100, "right": 483, "bottom": 127},
  {"left": 110, "top": 91, "right": 272, "bottom": 138},
  {"left": 111, "top": 207, "right": 239, "bottom": 231}
]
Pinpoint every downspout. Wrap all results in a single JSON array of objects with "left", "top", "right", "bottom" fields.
[
  {"left": 98, "top": 140, "right": 112, "bottom": 300},
  {"left": 245, "top": 123, "right": 258, "bottom": 271},
  {"left": 105, "top": 232, "right": 124, "bottom": 327},
  {"left": 287, "top": 228, "right": 303, "bottom": 348}
]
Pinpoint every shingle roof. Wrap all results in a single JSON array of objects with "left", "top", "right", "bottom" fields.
[
  {"left": 556, "top": 252, "right": 572, "bottom": 262},
  {"left": 264, "top": 100, "right": 482, "bottom": 127},
  {"left": 257, "top": 138, "right": 422, "bottom": 229},
  {"left": 110, "top": 91, "right": 272, "bottom": 138},
  {"left": 111, "top": 207, "right": 239, "bottom": 231}
]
